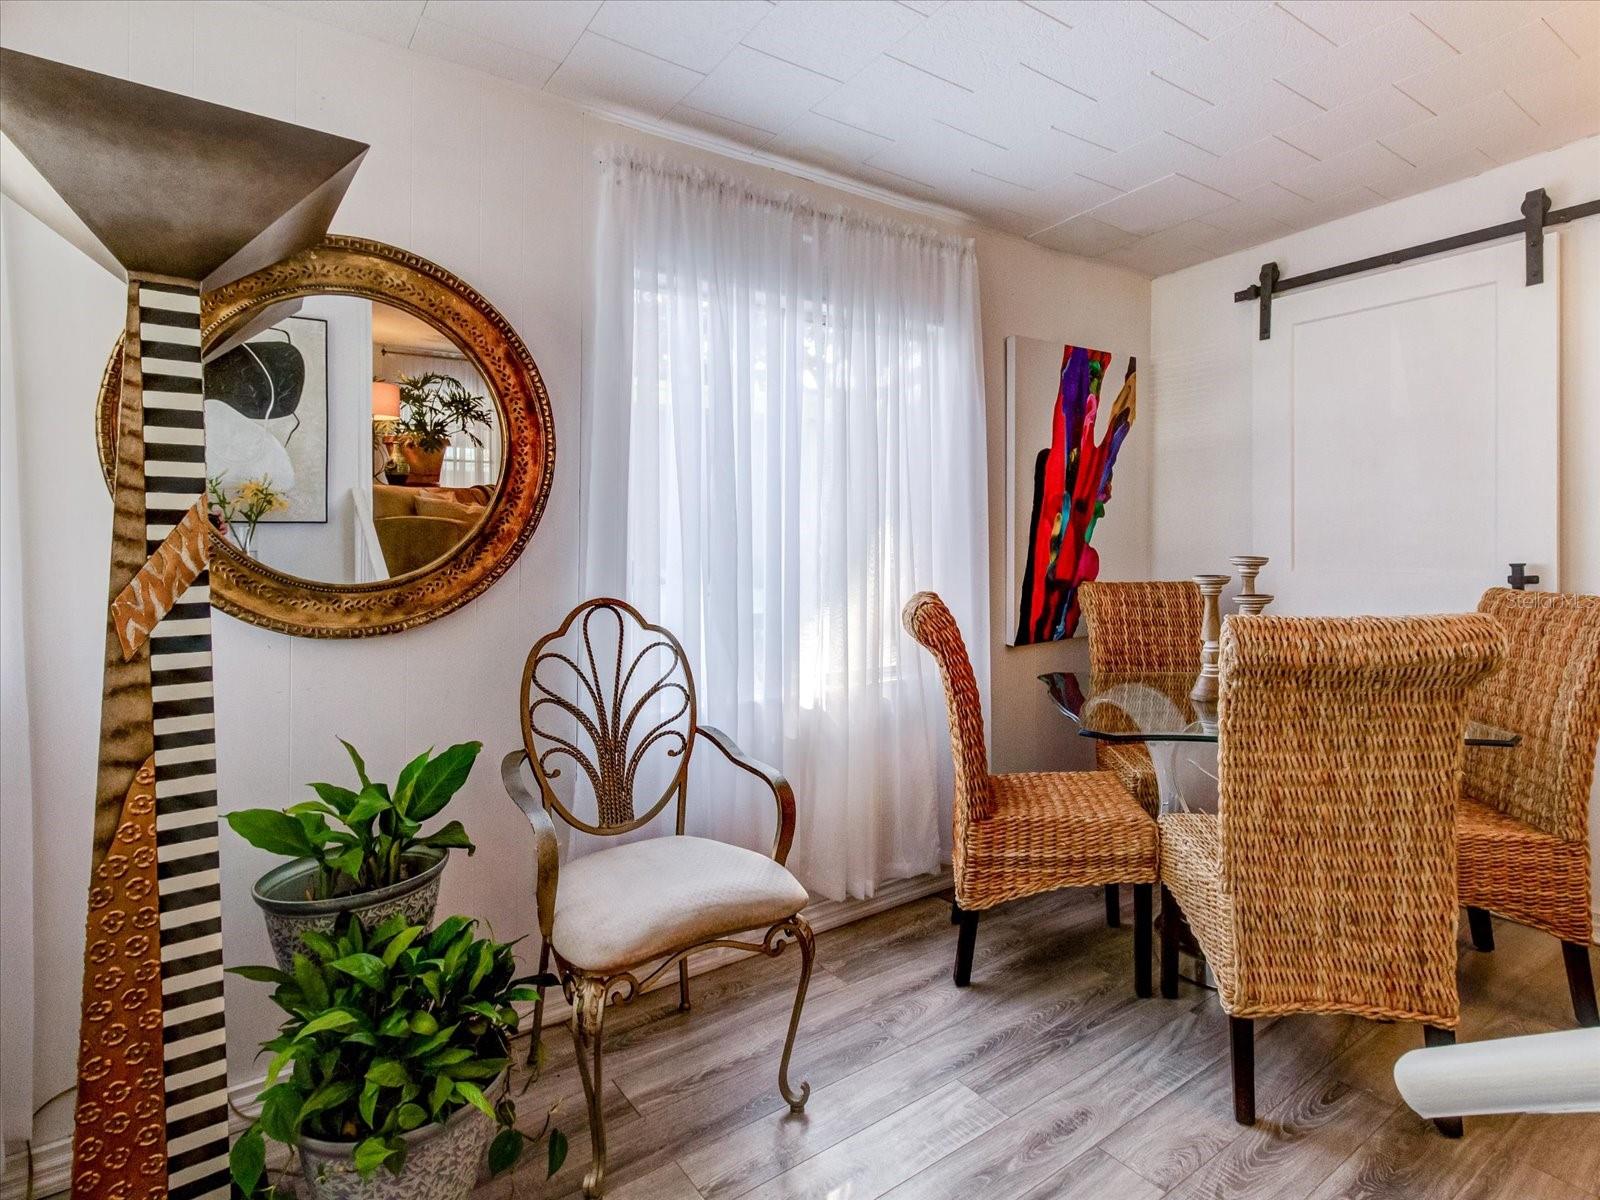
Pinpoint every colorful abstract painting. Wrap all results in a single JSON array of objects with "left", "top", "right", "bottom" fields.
[{"left": 1008, "top": 340, "right": 1137, "bottom": 645}]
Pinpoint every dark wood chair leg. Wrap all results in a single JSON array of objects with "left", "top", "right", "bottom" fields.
[
  {"left": 950, "top": 900, "right": 960, "bottom": 925},
  {"left": 1105, "top": 884, "right": 1122, "bottom": 928},
  {"left": 953, "top": 905, "right": 980, "bottom": 988},
  {"left": 1160, "top": 885, "right": 1180, "bottom": 999},
  {"left": 1230, "top": 1016, "right": 1255, "bottom": 1125},
  {"left": 1422, "top": 1025, "right": 1463, "bottom": 1136},
  {"left": 1133, "top": 884, "right": 1153, "bottom": 998},
  {"left": 1466, "top": 907, "right": 1495, "bottom": 952},
  {"left": 1562, "top": 941, "right": 1599, "bottom": 1027}
]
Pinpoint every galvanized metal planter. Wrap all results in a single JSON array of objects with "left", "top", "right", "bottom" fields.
[
  {"left": 251, "top": 848, "right": 447, "bottom": 970},
  {"left": 297, "top": 1075, "right": 503, "bottom": 1200}
]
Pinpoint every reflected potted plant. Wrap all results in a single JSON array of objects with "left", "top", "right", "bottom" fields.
[
  {"left": 209, "top": 474, "right": 288, "bottom": 556},
  {"left": 228, "top": 739, "right": 481, "bottom": 970},
  {"left": 229, "top": 913, "right": 566, "bottom": 1200},
  {"left": 392, "top": 373, "right": 491, "bottom": 486}
]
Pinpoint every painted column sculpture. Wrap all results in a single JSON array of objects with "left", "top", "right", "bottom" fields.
[{"left": 0, "top": 49, "right": 365, "bottom": 1200}]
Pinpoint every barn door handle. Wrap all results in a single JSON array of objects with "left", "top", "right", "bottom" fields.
[{"left": 1507, "top": 563, "right": 1541, "bottom": 590}]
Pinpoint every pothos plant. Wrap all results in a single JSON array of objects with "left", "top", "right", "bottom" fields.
[
  {"left": 226, "top": 740, "right": 481, "bottom": 901},
  {"left": 395, "top": 373, "right": 492, "bottom": 452},
  {"left": 229, "top": 913, "right": 566, "bottom": 1192}
]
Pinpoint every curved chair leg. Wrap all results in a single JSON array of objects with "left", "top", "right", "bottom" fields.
[
  {"left": 778, "top": 919, "right": 815, "bottom": 1112},
  {"left": 1466, "top": 907, "right": 1495, "bottom": 952},
  {"left": 570, "top": 978, "right": 610, "bottom": 1197},
  {"left": 527, "top": 939, "right": 552, "bottom": 1069},
  {"left": 1423, "top": 1025, "right": 1463, "bottom": 1137},
  {"left": 678, "top": 957, "right": 692, "bottom": 1012},
  {"left": 1562, "top": 941, "right": 1598, "bottom": 1027}
]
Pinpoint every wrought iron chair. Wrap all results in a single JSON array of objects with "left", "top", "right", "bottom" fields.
[
  {"left": 1079, "top": 580, "right": 1202, "bottom": 928},
  {"left": 502, "top": 599, "right": 814, "bottom": 1197}
]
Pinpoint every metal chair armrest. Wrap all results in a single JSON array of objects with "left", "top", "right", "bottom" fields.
[
  {"left": 696, "top": 725, "right": 797, "bottom": 864},
  {"left": 501, "top": 749, "right": 559, "bottom": 939}
]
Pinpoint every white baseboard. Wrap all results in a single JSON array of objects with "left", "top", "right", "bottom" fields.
[{"left": 1, "top": 870, "right": 951, "bottom": 1200}]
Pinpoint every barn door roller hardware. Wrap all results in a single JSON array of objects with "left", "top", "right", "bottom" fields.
[{"left": 1235, "top": 187, "right": 1600, "bottom": 340}]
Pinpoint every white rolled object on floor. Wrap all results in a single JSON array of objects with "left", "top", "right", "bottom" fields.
[{"left": 1394, "top": 1028, "right": 1600, "bottom": 1117}]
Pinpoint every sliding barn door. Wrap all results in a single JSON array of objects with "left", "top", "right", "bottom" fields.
[{"left": 1252, "top": 234, "right": 1560, "bottom": 615}]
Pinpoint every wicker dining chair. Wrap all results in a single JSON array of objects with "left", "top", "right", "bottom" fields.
[
  {"left": 903, "top": 591, "right": 1159, "bottom": 992},
  {"left": 503, "top": 599, "right": 813, "bottom": 1197},
  {"left": 1458, "top": 588, "right": 1600, "bottom": 1027},
  {"left": 1079, "top": 580, "right": 1202, "bottom": 927},
  {"left": 1159, "top": 613, "right": 1505, "bottom": 1134}
]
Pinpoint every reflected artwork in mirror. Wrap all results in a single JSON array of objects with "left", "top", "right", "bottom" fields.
[{"left": 98, "top": 236, "right": 554, "bottom": 636}]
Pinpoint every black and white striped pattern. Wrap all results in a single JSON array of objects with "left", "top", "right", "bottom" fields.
[{"left": 139, "top": 282, "right": 231, "bottom": 1200}]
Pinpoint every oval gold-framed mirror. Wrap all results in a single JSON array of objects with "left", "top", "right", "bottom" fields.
[{"left": 96, "top": 235, "right": 554, "bottom": 638}]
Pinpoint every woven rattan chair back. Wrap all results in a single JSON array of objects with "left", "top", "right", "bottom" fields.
[
  {"left": 902, "top": 592, "right": 994, "bottom": 825},
  {"left": 1215, "top": 613, "right": 1505, "bottom": 1023},
  {"left": 1465, "top": 588, "right": 1600, "bottom": 843},
  {"left": 1080, "top": 580, "right": 1203, "bottom": 677},
  {"left": 520, "top": 598, "right": 697, "bottom": 836}
]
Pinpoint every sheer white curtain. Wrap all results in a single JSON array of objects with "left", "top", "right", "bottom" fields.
[{"left": 584, "top": 151, "right": 989, "bottom": 901}]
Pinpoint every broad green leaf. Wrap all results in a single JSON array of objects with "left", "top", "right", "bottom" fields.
[
  {"left": 225, "top": 809, "right": 316, "bottom": 858},
  {"left": 488, "top": 1128, "right": 523, "bottom": 1175},
  {"left": 352, "top": 1136, "right": 396, "bottom": 1180},
  {"left": 328, "top": 847, "right": 365, "bottom": 882},
  {"left": 293, "top": 953, "right": 329, "bottom": 1012},
  {"left": 258, "top": 1082, "right": 304, "bottom": 1143},
  {"left": 453, "top": 1080, "right": 496, "bottom": 1120},
  {"left": 346, "top": 788, "right": 392, "bottom": 827},
  {"left": 297, "top": 1079, "right": 361, "bottom": 1128},
  {"left": 226, "top": 965, "right": 292, "bottom": 985},
  {"left": 293, "top": 1010, "right": 358, "bottom": 1041},
  {"left": 420, "top": 819, "right": 476, "bottom": 856},
  {"left": 339, "top": 738, "right": 373, "bottom": 790},
  {"left": 378, "top": 1010, "right": 410, "bottom": 1038},
  {"left": 365, "top": 1059, "right": 409, "bottom": 1088},
  {"left": 299, "top": 930, "right": 339, "bottom": 962},
  {"left": 230, "top": 1126, "right": 266, "bottom": 1195},
  {"left": 391, "top": 748, "right": 433, "bottom": 816},
  {"left": 359, "top": 1080, "right": 379, "bottom": 1128},
  {"left": 309, "top": 780, "right": 361, "bottom": 816},
  {"left": 396, "top": 1102, "right": 428, "bottom": 1131},
  {"left": 429, "top": 1073, "right": 454, "bottom": 1116},
  {"left": 547, "top": 1128, "right": 568, "bottom": 1178},
  {"left": 285, "top": 800, "right": 339, "bottom": 818},
  {"left": 409, "top": 1010, "right": 439, "bottom": 1036},
  {"left": 421, "top": 1046, "right": 473, "bottom": 1069},
  {"left": 264, "top": 1045, "right": 295, "bottom": 1085},
  {"left": 381, "top": 924, "right": 423, "bottom": 967},
  {"left": 329, "top": 953, "right": 388, "bottom": 990},
  {"left": 467, "top": 942, "right": 495, "bottom": 992},
  {"left": 427, "top": 916, "right": 472, "bottom": 955},
  {"left": 407, "top": 741, "right": 483, "bottom": 821}
]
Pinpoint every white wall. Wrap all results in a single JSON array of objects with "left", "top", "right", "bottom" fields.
[
  {"left": 1148, "top": 134, "right": 1600, "bottom": 930},
  {"left": 0, "top": 0, "right": 1152, "bottom": 1153}
]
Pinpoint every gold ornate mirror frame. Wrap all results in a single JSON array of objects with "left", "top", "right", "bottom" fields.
[{"left": 96, "top": 235, "right": 554, "bottom": 637}]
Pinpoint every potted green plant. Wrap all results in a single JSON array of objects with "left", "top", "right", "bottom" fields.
[
  {"left": 392, "top": 373, "right": 492, "bottom": 486},
  {"left": 228, "top": 739, "right": 481, "bottom": 970},
  {"left": 229, "top": 913, "right": 566, "bottom": 1200}
]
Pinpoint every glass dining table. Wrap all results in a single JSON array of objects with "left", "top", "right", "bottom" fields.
[{"left": 1040, "top": 671, "right": 1520, "bottom": 815}]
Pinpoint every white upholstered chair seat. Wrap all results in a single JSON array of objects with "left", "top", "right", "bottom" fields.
[{"left": 551, "top": 835, "right": 810, "bottom": 974}]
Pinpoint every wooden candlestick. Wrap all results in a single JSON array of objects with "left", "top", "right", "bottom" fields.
[
  {"left": 1230, "top": 554, "right": 1269, "bottom": 596},
  {"left": 1235, "top": 593, "right": 1274, "bottom": 616},
  {"left": 1191, "top": 574, "right": 1231, "bottom": 704}
]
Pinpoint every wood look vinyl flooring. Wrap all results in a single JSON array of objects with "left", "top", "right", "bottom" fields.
[{"left": 478, "top": 890, "right": 1598, "bottom": 1200}]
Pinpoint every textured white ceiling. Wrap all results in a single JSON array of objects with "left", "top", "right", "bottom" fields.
[{"left": 272, "top": 0, "right": 1600, "bottom": 275}]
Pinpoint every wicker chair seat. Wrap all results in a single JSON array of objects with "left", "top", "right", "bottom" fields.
[
  {"left": 959, "top": 771, "right": 1157, "bottom": 910},
  {"left": 1458, "top": 795, "right": 1592, "bottom": 945},
  {"left": 1096, "top": 741, "right": 1159, "bottom": 817}
]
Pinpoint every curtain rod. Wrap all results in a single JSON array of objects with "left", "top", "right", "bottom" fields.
[{"left": 1234, "top": 187, "right": 1600, "bottom": 340}]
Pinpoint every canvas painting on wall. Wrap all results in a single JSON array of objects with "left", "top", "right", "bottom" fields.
[
  {"left": 204, "top": 314, "right": 329, "bottom": 522},
  {"left": 1005, "top": 336, "right": 1137, "bottom": 646}
]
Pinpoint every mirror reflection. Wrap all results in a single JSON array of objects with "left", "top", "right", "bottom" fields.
[{"left": 202, "top": 297, "right": 501, "bottom": 583}]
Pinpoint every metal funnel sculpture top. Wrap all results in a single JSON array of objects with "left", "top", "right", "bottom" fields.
[{"left": 1, "top": 48, "right": 366, "bottom": 1200}]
